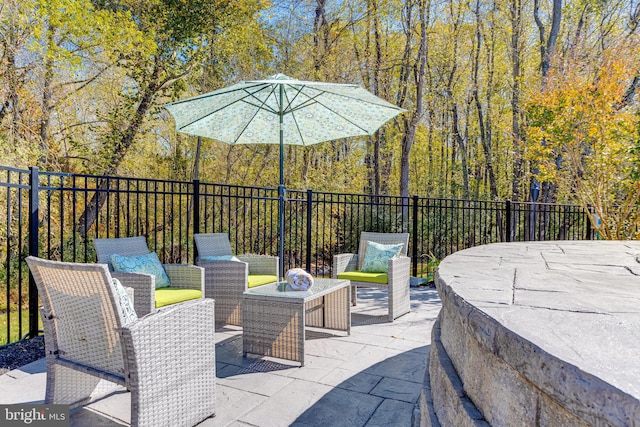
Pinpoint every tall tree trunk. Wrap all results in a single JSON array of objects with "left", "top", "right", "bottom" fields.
[
  {"left": 397, "top": 0, "right": 414, "bottom": 199},
  {"left": 615, "top": 74, "right": 640, "bottom": 110},
  {"left": 6, "top": 11, "right": 20, "bottom": 148},
  {"left": 371, "top": 0, "right": 382, "bottom": 195},
  {"left": 533, "top": 0, "right": 563, "bottom": 240},
  {"left": 535, "top": 0, "right": 562, "bottom": 79},
  {"left": 357, "top": 0, "right": 373, "bottom": 194},
  {"left": 39, "top": 30, "right": 55, "bottom": 166},
  {"left": 426, "top": 109, "right": 435, "bottom": 192},
  {"left": 76, "top": 64, "right": 162, "bottom": 235},
  {"left": 442, "top": 0, "right": 462, "bottom": 198},
  {"left": 440, "top": 111, "right": 448, "bottom": 198},
  {"left": 313, "top": 0, "right": 328, "bottom": 78},
  {"left": 400, "top": 0, "right": 428, "bottom": 202},
  {"left": 189, "top": 135, "right": 201, "bottom": 182},
  {"left": 445, "top": 2, "right": 469, "bottom": 197},
  {"left": 373, "top": 131, "right": 381, "bottom": 195},
  {"left": 510, "top": 0, "right": 524, "bottom": 202},
  {"left": 451, "top": 101, "right": 469, "bottom": 199},
  {"left": 473, "top": 0, "right": 499, "bottom": 201}
]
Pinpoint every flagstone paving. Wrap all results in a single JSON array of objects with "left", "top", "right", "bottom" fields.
[{"left": 0, "top": 286, "right": 441, "bottom": 427}]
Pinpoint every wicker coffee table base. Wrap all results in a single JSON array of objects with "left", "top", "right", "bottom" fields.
[{"left": 242, "top": 282, "right": 350, "bottom": 366}]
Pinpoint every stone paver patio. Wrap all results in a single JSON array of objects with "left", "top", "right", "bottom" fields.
[{"left": 0, "top": 286, "right": 441, "bottom": 426}]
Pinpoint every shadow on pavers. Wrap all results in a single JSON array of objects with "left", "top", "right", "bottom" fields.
[{"left": 292, "top": 345, "right": 431, "bottom": 427}]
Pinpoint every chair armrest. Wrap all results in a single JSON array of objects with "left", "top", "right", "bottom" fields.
[
  {"left": 120, "top": 298, "right": 216, "bottom": 425},
  {"left": 237, "top": 255, "right": 279, "bottom": 277},
  {"left": 387, "top": 256, "right": 411, "bottom": 321},
  {"left": 388, "top": 256, "right": 410, "bottom": 284},
  {"left": 197, "top": 260, "right": 249, "bottom": 293},
  {"left": 333, "top": 253, "right": 358, "bottom": 277},
  {"left": 111, "top": 272, "right": 154, "bottom": 316},
  {"left": 163, "top": 264, "right": 204, "bottom": 292}
]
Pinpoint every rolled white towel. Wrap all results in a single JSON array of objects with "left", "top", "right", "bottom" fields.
[{"left": 285, "top": 268, "right": 314, "bottom": 291}]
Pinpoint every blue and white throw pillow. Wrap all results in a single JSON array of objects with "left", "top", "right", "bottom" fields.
[
  {"left": 361, "top": 241, "right": 404, "bottom": 273},
  {"left": 111, "top": 278, "right": 138, "bottom": 324},
  {"left": 110, "top": 252, "right": 171, "bottom": 288}
]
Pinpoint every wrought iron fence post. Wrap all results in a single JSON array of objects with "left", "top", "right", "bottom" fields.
[
  {"left": 193, "top": 179, "right": 200, "bottom": 263},
  {"left": 412, "top": 195, "right": 419, "bottom": 277},
  {"left": 28, "top": 166, "right": 39, "bottom": 338},
  {"left": 306, "top": 189, "right": 313, "bottom": 273},
  {"left": 505, "top": 200, "right": 512, "bottom": 242},
  {"left": 585, "top": 204, "right": 593, "bottom": 240}
]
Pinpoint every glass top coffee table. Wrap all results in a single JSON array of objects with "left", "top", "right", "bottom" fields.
[{"left": 242, "top": 278, "right": 351, "bottom": 366}]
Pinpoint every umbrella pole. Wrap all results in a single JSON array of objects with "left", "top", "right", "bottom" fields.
[
  {"left": 278, "top": 84, "right": 285, "bottom": 278},
  {"left": 278, "top": 185, "right": 285, "bottom": 279}
]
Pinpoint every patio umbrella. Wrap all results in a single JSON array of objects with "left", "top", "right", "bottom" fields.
[{"left": 165, "top": 74, "right": 406, "bottom": 274}]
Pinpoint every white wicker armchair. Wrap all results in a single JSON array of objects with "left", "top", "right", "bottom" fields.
[
  {"left": 25, "top": 256, "right": 216, "bottom": 427},
  {"left": 333, "top": 232, "right": 410, "bottom": 322},
  {"left": 94, "top": 236, "right": 204, "bottom": 316},
  {"left": 194, "top": 233, "right": 279, "bottom": 326}
]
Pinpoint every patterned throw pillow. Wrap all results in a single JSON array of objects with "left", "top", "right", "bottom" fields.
[
  {"left": 361, "top": 241, "right": 404, "bottom": 273},
  {"left": 200, "top": 255, "right": 242, "bottom": 262},
  {"left": 111, "top": 278, "right": 138, "bottom": 324},
  {"left": 110, "top": 252, "right": 171, "bottom": 288}
]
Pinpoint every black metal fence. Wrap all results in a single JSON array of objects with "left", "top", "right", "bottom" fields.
[{"left": 0, "top": 165, "right": 593, "bottom": 345}]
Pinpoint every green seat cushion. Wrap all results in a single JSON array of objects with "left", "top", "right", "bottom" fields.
[
  {"left": 247, "top": 275, "right": 277, "bottom": 288},
  {"left": 154, "top": 288, "right": 202, "bottom": 308},
  {"left": 337, "top": 270, "right": 389, "bottom": 285}
]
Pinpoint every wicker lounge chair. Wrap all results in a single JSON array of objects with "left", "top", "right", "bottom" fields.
[
  {"left": 333, "top": 231, "right": 410, "bottom": 322},
  {"left": 25, "top": 256, "right": 216, "bottom": 427},
  {"left": 94, "top": 236, "right": 204, "bottom": 316},
  {"left": 194, "top": 233, "right": 279, "bottom": 326}
]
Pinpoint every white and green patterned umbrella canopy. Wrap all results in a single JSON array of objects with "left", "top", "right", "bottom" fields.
[
  {"left": 165, "top": 74, "right": 406, "bottom": 151},
  {"left": 167, "top": 74, "right": 404, "bottom": 272}
]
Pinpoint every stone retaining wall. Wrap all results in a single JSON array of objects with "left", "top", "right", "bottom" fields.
[{"left": 421, "top": 241, "right": 640, "bottom": 427}]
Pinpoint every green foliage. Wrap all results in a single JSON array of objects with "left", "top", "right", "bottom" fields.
[
  {"left": 525, "top": 48, "right": 640, "bottom": 239},
  {"left": 0, "top": 309, "right": 42, "bottom": 346},
  {"left": 416, "top": 253, "right": 440, "bottom": 283},
  {"left": 1, "top": 0, "right": 639, "bottom": 238}
]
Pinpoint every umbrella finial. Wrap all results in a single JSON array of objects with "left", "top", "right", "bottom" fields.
[{"left": 268, "top": 73, "right": 293, "bottom": 81}]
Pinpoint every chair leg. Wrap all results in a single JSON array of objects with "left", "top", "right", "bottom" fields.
[
  {"left": 388, "top": 283, "right": 395, "bottom": 322},
  {"left": 388, "top": 281, "right": 410, "bottom": 322},
  {"left": 351, "top": 285, "right": 358, "bottom": 306},
  {"left": 47, "top": 363, "right": 101, "bottom": 408}
]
